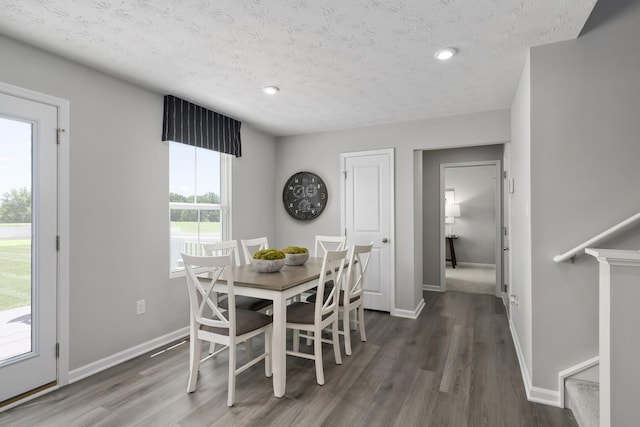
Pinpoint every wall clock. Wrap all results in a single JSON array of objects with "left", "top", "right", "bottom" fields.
[{"left": 283, "top": 171, "right": 328, "bottom": 221}]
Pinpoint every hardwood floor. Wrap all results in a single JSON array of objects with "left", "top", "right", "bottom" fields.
[{"left": 0, "top": 291, "right": 577, "bottom": 426}]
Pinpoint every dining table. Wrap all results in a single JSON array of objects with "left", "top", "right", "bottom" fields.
[{"left": 198, "top": 257, "right": 327, "bottom": 398}]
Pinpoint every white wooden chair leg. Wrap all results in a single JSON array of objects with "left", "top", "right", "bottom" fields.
[
  {"left": 208, "top": 341, "right": 217, "bottom": 354},
  {"left": 228, "top": 342, "right": 236, "bottom": 407},
  {"left": 265, "top": 327, "right": 272, "bottom": 377},
  {"left": 314, "top": 327, "right": 325, "bottom": 385},
  {"left": 293, "top": 329, "right": 300, "bottom": 352},
  {"left": 332, "top": 320, "right": 342, "bottom": 365},
  {"left": 343, "top": 309, "right": 353, "bottom": 356},
  {"left": 306, "top": 331, "right": 313, "bottom": 346},
  {"left": 358, "top": 304, "right": 367, "bottom": 342},
  {"left": 187, "top": 337, "right": 201, "bottom": 393}
]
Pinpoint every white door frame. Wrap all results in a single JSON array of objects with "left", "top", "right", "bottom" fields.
[
  {"left": 440, "top": 160, "right": 502, "bottom": 296},
  {"left": 0, "top": 81, "right": 70, "bottom": 400},
  {"left": 340, "top": 148, "right": 395, "bottom": 314}
]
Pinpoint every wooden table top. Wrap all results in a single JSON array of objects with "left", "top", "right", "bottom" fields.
[{"left": 199, "top": 257, "right": 325, "bottom": 292}]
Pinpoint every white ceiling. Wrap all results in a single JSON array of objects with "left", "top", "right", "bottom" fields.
[{"left": 0, "top": 0, "right": 597, "bottom": 137}]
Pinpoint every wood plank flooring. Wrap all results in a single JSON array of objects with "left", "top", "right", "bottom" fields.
[{"left": 0, "top": 291, "right": 578, "bottom": 427}]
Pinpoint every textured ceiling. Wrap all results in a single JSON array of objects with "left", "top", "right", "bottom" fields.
[{"left": 0, "top": 0, "right": 597, "bottom": 136}]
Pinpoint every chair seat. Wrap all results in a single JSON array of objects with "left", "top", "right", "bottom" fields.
[
  {"left": 306, "top": 289, "right": 359, "bottom": 305},
  {"left": 202, "top": 309, "right": 272, "bottom": 336},
  {"left": 286, "top": 302, "right": 332, "bottom": 324},
  {"left": 219, "top": 295, "right": 272, "bottom": 312}
]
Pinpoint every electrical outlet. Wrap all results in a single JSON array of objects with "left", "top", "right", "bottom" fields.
[{"left": 136, "top": 299, "right": 146, "bottom": 315}]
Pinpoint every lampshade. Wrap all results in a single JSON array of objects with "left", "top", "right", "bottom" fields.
[{"left": 445, "top": 204, "right": 461, "bottom": 217}]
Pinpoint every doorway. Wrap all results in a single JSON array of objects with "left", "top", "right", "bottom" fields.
[
  {"left": 440, "top": 161, "right": 502, "bottom": 296},
  {"left": 0, "top": 83, "right": 69, "bottom": 405}
]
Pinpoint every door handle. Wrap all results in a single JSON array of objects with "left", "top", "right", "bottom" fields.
[
  {"left": 503, "top": 247, "right": 510, "bottom": 251},
  {"left": 382, "top": 238, "right": 389, "bottom": 243}
]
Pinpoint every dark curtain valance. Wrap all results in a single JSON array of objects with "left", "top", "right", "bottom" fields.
[{"left": 162, "top": 95, "right": 242, "bottom": 157}]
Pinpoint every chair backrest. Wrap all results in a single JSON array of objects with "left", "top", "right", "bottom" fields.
[
  {"left": 240, "top": 237, "right": 269, "bottom": 264},
  {"left": 314, "top": 235, "right": 347, "bottom": 257},
  {"left": 344, "top": 243, "right": 374, "bottom": 303},
  {"left": 181, "top": 253, "right": 236, "bottom": 336},
  {"left": 314, "top": 249, "right": 349, "bottom": 322},
  {"left": 203, "top": 241, "right": 241, "bottom": 266}
]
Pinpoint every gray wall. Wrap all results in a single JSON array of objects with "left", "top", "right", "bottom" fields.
[
  {"left": 526, "top": 0, "right": 640, "bottom": 390},
  {"left": 510, "top": 53, "right": 533, "bottom": 381},
  {"left": 445, "top": 165, "right": 497, "bottom": 264},
  {"left": 422, "top": 145, "right": 503, "bottom": 286},
  {"left": 276, "top": 113, "right": 510, "bottom": 313},
  {"left": 0, "top": 34, "right": 277, "bottom": 370}
]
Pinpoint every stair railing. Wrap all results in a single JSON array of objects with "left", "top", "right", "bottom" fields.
[{"left": 553, "top": 211, "right": 640, "bottom": 263}]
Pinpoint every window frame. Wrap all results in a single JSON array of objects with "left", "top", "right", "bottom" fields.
[{"left": 169, "top": 146, "right": 232, "bottom": 278}]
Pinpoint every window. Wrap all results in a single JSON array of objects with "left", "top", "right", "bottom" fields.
[{"left": 169, "top": 141, "right": 230, "bottom": 275}]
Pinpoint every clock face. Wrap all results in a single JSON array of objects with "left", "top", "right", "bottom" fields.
[{"left": 283, "top": 171, "right": 328, "bottom": 221}]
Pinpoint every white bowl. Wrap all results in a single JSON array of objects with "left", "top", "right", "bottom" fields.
[
  {"left": 251, "top": 258, "right": 285, "bottom": 273},
  {"left": 284, "top": 252, "right": 309, "bottom": 266}
]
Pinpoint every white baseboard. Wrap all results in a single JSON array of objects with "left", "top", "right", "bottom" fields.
[
  {"left": 392, "top": 298, "right": 425, "bottom": 319},
  {"left": 508, "top": 318, "right": 561, "bottom": 408},
  {"left": 456, "top": 262, "right": 496, "bottom": 268},
  {"left": 68, "top": 327, "right": 189, "bottom": 383},
  {"left": 558, "top": 356, "right": 600, "bottom": 408},
  {"left": 422, "top": 284, "right": 443, "bottom": 292}
]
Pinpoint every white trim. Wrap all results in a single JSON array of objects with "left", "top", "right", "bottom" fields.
[
  {"left": 509, "top": 318, "right": 562, "bottom": 407},
  {"left": 422, "top": 284, "right": 443, "bottom": 292},
  {"left": 558, "top": 356, "right": 600, "bottom": 408},
  {"left": 456, "top": 262, "right": 496, "bottom": 268},
  {"left": 392, "top": 298, "right": 425, "bottom": 319},
  {"left": 440, "top": 160, "right": 502, "bottom": 298},
  {"left": 0, "top": 81, "right": 71, "bottom": 387},
  {"left": 340, "top": 148, "right": 395, "bottom": 314},
  {"left": 68, "top": 327, "right": 189, "bottom": 383}
]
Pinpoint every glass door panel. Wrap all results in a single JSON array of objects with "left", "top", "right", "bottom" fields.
[{"left": 0, "top": 117, "right": 32, "bottom": 364}]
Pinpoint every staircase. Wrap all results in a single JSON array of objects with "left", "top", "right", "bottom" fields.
[{"left": 566, "top": 378, "right": 599, "bottom": 427}]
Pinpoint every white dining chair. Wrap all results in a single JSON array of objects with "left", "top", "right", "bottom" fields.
[
  {"left": 202, "top": 241, "right": 272, "bottom": 356},
  {"left": 286, "top": 249, "right": 348, "bottom": 385},
  {"left": 314, "top": 235, "right": 347, "bottom": 257},
  {"left": 181, "top": 252, "right": 272, "bottom": 407},
  {"left": 240, "top": 237, "right": 269, "bottom": 264},
  {"left": 340, "top": 243, "right": 373, "bottom": 355}
]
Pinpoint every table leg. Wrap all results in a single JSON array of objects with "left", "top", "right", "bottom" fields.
[
  {"left": 447, "top": 238, "right": 457, "bottom": 269},
  {"left": 271, "top": 293, "right": 287, "bottom": 397}
]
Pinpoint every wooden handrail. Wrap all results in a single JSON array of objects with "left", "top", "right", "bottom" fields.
[{"left": 554, "top": 211, "right": 640, "bottom": 263}]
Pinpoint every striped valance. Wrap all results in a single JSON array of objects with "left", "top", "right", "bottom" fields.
[{"left": 162, "top": 95, "right": 242, "bottom": 157}]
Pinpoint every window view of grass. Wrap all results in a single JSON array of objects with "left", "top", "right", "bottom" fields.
[
  {"left": 170, "top": 221, "right": 221, "bottom": 234},
  {"left": 0, "top": 235, "right": 31, "bottom": 311}
]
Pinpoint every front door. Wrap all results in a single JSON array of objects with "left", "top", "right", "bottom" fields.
[
  {"left": 342, "top": 149, "right": 394, "bottom": 312},
  {"left": 0, "top": 91, "right": 58, "bottom": 403}
]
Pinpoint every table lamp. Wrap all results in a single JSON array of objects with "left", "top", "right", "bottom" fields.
[{"left": 445, "top": 204, "right": 461, "bottom": 236}]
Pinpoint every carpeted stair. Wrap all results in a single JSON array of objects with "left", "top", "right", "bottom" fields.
[{"left": 565, "top": 378, "right": 599, "bottom": 427}]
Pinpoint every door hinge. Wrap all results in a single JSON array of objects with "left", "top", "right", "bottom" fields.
[
  {"left": 343, "top": 171, "right": 347, "bottom": 179},
  {"left": 503, "top": 171, "right": 507, "bottom": 179},
  {"left": 56, "top": 128, "right": 65, "bottom": 145},
  {"left": 55, "top": 343, "right": 60, "bottom": 358},
  {"left": 56, "top": 235, "right": 60, "bottom": 251}
]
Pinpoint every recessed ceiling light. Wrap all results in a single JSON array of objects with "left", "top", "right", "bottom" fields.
[
  {"left": 434, "top": 48, "right": 457, "bottom": 61},
  {"left": 262, "top": 86, "right": 280, "bottom": 95}
]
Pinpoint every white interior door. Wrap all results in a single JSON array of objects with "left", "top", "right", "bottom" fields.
[
  {"left": 342, "top": 149, "right": 394, "bottom": 312},
  {"left": 0, "top": 92, "right": 58, "bottom": 402}
]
